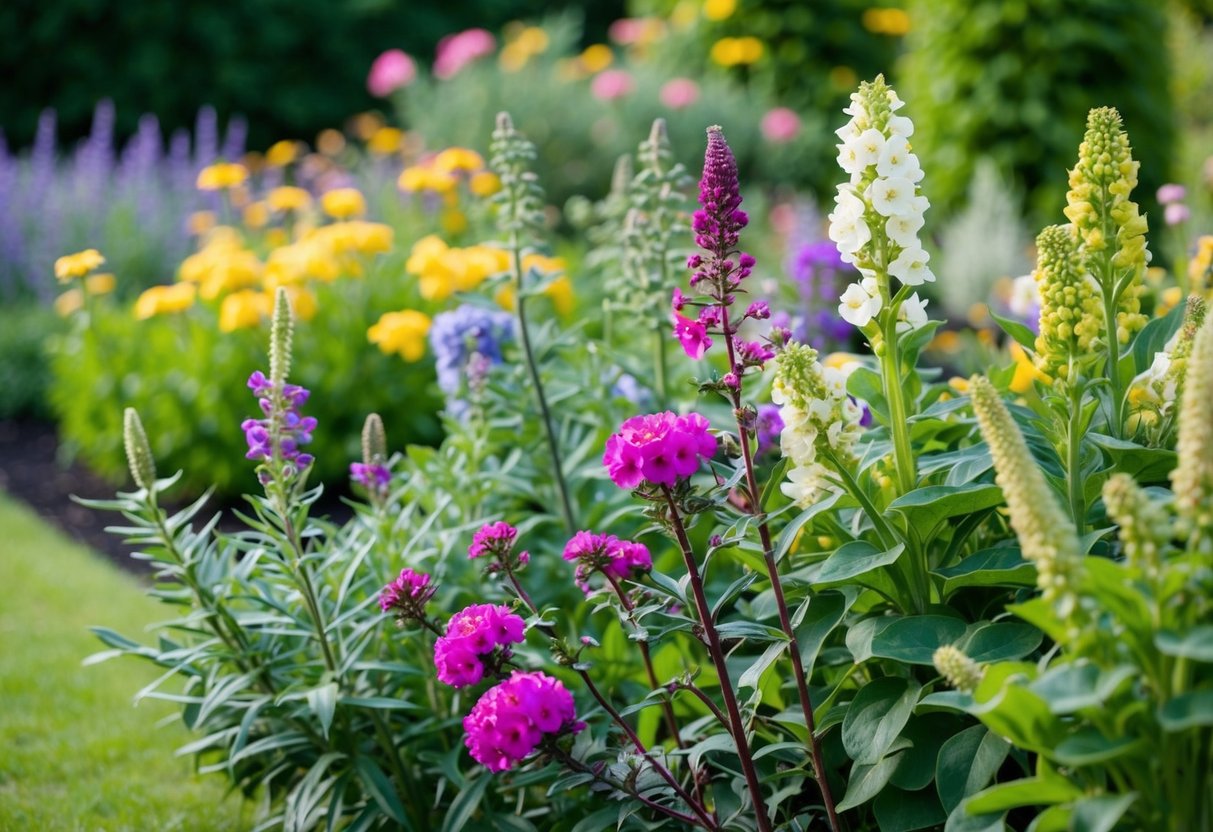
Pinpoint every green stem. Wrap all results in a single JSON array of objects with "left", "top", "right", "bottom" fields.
[
  {"left": 879, "top": 315, "right": 916, "bottom": 495},
  {"left": 371, "top": 710, "right": 424, "bottom": 830},
  {"left": 653, "top": 325, "right": 669, "bottom": 410},
  {"left": 1066, "top": 381, "right": 1086, "bottom": 536},
  {"left": 510, "top": 235, "right": 576, "bottom": 534}
]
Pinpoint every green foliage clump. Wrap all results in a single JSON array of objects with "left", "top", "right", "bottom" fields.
[
  {"left": 0, "top": 303, "right": 59, "bottom": 420},
  {"left": 900, "top": 0, "right": 1175, "bottom": 222}
]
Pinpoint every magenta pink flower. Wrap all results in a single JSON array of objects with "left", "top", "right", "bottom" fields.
[
  {"left": 603, "top": 411, "right": 717, "bottom": 489},
  {"left": 379, "top": 567, "right": 434, "bottom": 615},
  {"left": 760, "top": 107, "right": 801, "bottom": 143},
  {"left": 367, "top": 49, "right": 417, "bottom": 97},
  {"left": 433, "top": 29, "right": 496, "bottom": 80},
  {"left": 673, "top": 313, "right": 712, "bottom": 360},
  {"left": 591, "top": 69, "right": 635, "bottom": 101},
  {"left": 562, "top": 531, "right": 652, "bottom": 593},
  {"left": 660, "top": 78, "right": 699, "bottom": 110},
  {"left": 433, "top": 604, "right": 526, "bottom": 688},
  {"left": 463, "top": 671, "right": 582, "bottom": 772},
  {"left": 468, "top": 521, "right": 518, "bottom": 559}
]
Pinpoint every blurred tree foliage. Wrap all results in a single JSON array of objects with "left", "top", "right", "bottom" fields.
[
  {"left": 0, "top": 0, "right": 623, "bottom": 151},
  {"left": 900, "top": 0, "right": 1176, "bottom": 224}
]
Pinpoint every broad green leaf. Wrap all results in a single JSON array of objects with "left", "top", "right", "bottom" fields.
[
  {"left": 1071, "top": 793, "right": 1137, "bottom": 832},
  {"left": 874, "top": 786, "right": 947, "bottom": 832},
  {"left": 890, "top": 713, "right": 964, "bottom": 791},
  {"left": 796, "top": 591, "right": 852, "bottom": 676},
  {"left": 842, "top": 676, "right": 922, "bottom": 765},
  {"left": 307, "top": 682, "right": 339, "bottom": 740},
  {"left": 1132, "top": 299, "right": 1184, "bottom": 373},
  {"left": 814, "top": 541, "right": 905, "bottom": 586},
  {"left": 965, "top": 777, "right": 1084, "bottom": 814},
  {"left": 1026, "top": 805, "right": 1071, "bottom": 832},
  {"left": 934, "top": 547, "right": 1035, "bottom": 598},
  {"left": 1086, "top": 433, "right": 1177, "bottom": 482},
  {"left": 936, "top": 725, "right": 1010, "bottom": 814},
  {"left": 441, "top": 774, "right": 490, "bottom": 832},
  {"left": 1028, "top": 662, "right": 1135, "bottom": 715},
  {"left": 355, "top": 756, "right": 409, "bottom": 827},
  {"left": 835, "top": 751, "right": 905, "bottom": 812},
  {"left": 889, "top": 483, "right": 1004, "bottom": 534},
  {"left": 1156, "top": 627, "right": 1213, "bottom": 662},
  {"left": 869, "top": 615, "right": 968, "bottom": 665},
  {"left": 943, "top": 803, "right": 1006, "bottom": 832},
  {"left": 970, "top": 682, "right": 1064, "bottom": 752},
  {"left": 847, "top": 616, "right": 899, "bottom": 664},
  {"left": 739, "top": 640, "right": 789, "bottom": 690},
  {"left": 774, "top": 490, "right": 845, "bottom": 562},
  {"left": 991, "top": 310, "right": 1037, "bottom": 351},
  {"left": 1052, "top": 729, "right": 1144, "bottom": 767},
  {"left": 569, "top": 808, "right": 618, "bottom": 832},
  {"left": 1159, "top": 690, "right": 1213, "bottom": 731},
  {"left": 961, "top": 622, "right": 1043, "bottom": 662}
]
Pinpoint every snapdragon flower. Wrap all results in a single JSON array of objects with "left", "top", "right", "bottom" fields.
[
  {"left": 602, "top": 411, "right": 717, "bottom": 490},
  {"left": 827, "top": 76, "right": 933, "bottom": 334},
  {"left": 241, "top": 370, "right": 316, "bottom": 477},
  {"left": 463, "top": 671, "right": 583, "bottom": 772},
  {"left": 561, "top": 531, "right": 652, "bottom": 594},
  {"left": 433, "top": 604, "right": 526, "bottom": 688}
]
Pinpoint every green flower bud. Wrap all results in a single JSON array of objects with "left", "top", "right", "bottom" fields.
[
  {"left": 1033, "top": 225, "right": 1102, "bottom": 379},
  {"left": 1171, "top": 314, "right": 1213, "bottom": 540},
  {"left": 362, "top": 413, "right": 387, "bottom": 467},
  {"left": 1103, "top": 473, "right": 1169, "bottom": 581},
  {"left": 269, "top": 286, "right": 294, "bottom": 388},
  {"left": 933, "top": 645, "right": 984, "bottom": 693},
  {"left": 1168, "top": 295, "right": 1208, "bottom": 403},
  {"left": 122, "top": 407, "right": 157, "bottom": 492},
  {"left": 853, "top": 73, "right": 899, "bottom": 133},
  {"left": 970, "top": 375, "right": 1082, "bottom": 611}
]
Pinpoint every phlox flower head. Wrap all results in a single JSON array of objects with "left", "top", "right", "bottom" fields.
[
  {"left": 463, "top": 671, "right": 582, "bottom": 772},
  {"left": 433, "top": 29, "right": 496, "bottom": 80},
  {"left": 562, "top": 531, "right": 652, "bottom": 594},
  {"left": 379, "top": 568, "right": 435, "bottom": 623},
  {"left": 603, "top": 411, "right": 717, "bottom": 490},
  {"left": 591, "top": 69, "right": 635, "bottom": 101},
  {"left": 760, "top": 107, "right": 801, "bottom": 143},
  {"left": 433, "top": 603, "right": 526, "bottom": 688},
  {"left": 660, "top": 78, "right": 700, "bottom": 110},
  {"left": 367, "top": 49, "right": 417, "bottom": 97},
  {"left": 468, "top": 521, "right": 518, "bottom": 559}
]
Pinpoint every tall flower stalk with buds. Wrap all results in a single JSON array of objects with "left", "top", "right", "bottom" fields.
[
  {"left": 827, "top": 74, "right": 933, "bottom": 495},
  {"left": 489, "top": 112, "right": 576, "bottom": 534}
]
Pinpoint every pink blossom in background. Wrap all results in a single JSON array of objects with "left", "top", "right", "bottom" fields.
[
  {"left": 1165, "top": 203, "right": 1191, "bottom": 226},
  {"left": 761, "top": 107, "right": 801, "bottom": 143},
  {"left": 1157, "top": 183, "right": 1187, "bottom": 205},
  {"left": 608, "top": 18, "right": 646, "bottom": 44},
  {"left": 659, "top": 78, "right": 700, "bottom": 110},
  {"left": 367, "top": 49, "right": 417, "bottom": 97},
  {"left": 591, "top": 69, "right": 635, "bottom": 101},
  {"left": 433, "top": 28, "right": 496, "bottom": 80}
]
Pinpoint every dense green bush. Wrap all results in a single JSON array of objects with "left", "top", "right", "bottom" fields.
[
  {"left": 899, "top": 0, "right": 1175, "bottom": 222},
  {"left": 0, "top": 303, "right": 59, "bottom": 420}
]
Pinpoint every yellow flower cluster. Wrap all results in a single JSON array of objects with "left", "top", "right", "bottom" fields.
[
  {"left": 321, "top": 188, "right": 367, "bottom": 219},
  {"left": 54, "top": 272, "right": 116, "bottom": 316},
  {"left": 179, "top": 228, "right": 263, "bottom": 300},
  {"left": 862, "top": 7, "right": 911, "bottom": 36},
  {"left": 1171, "top": 313, "right": 1213, "bottom": 538},
  {"left": 196, "top": 162, "right": 249, "bottom": 191},
  {"left": 1063, "top": 107, "right": 1148, "bottom": 344},
  {"left": 265, "top": 221, "right": 394, "bottom": 286},
  {"left": 500, "top": 25, "right": 549, "bottom": 72},
  {"left": 1190, "top": 235, "right": 1213, "bottom": 293},
  {"left": 406, "top": 235, "right": 509, "bottom": 301},
  {"left": 710, "top": 36, "right": 764, "bottom": 67},
  {"left": 368, "top": 309, "right": 432, "bottom": 362},
  {"left": 578, "top": 44, "right": 614, "bottom": 74},
  {"left": 1033, "top": 225, "right": 1102, "bottom": 380},
  {"left": 702, "top": 0, "right": 736, "bottom": 21},
  {"left": 54, "top": 249, "right": 105, "bottom": 282},
  {"left": 399, "top": 148, "right": 499, "bottom": 197},
  {"left": 134, "top": 283, "right": 197, "bottom": 320}
]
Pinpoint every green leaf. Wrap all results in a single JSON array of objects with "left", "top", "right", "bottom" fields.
[
  {"left": 936, "top": 725, "right": 1011, "bottom": 814},
  {"left": 970, "top": 681, "right": 1064, "bottom": 752},
  {"left": 934, "top": 548, "right": 1035, "bottom": 598},
  {"left": 1085, "top": 433, "right": 1177, "bottom": 482},
  {"left": 874, "top": 786, "right": 947, "bottom": 832},
  {"left": 943, "top": 803, "right": 1006, "bottom": 832},
  {"left": 441, "top": 774, "right": 490, "bottom": 832},
  {"left": 796, "top": 591, "right": 852, "bottom": 676},
  {"left": 835, "top": 751, "right": 905, "bottom": 812},
  {"left": 917, "top": 445, "right": 994, "bottom": 486},
  {"left": 354, "top": 756, "right": 409, "bottom": 827},
  {"left": 869, "top": 615, "right": 968, "bottom": 665},
  {"left": 1028, "top": 662, "right": 1135, "bottom": 715},
  {"left": 1156, "top": 627, "right": 1213, "bottom": 662},
  {"left": 569, "top": 808, "right": 618, "bottom": 832},
  {"left": 891, "top": 713, "right": 964, "bottom": 791},
  {"left": 739, "top": 640, "right": 789, "bottom": 690},
  {"left": 1071, "top": 793, "right": 1137, "bottom": 832},
  {"left": 888, "top": 484, "right": 1004, "bottom": 536},
  {"left": 964, "top": 777, "right": 1084, "bottom": 814},
  {"left": 307, "top": 682, "right": 339, "bottom": 740},
  {"left": 774, "top": 490, "right": 844, "bottom": 562},
  {"left": 338, "top": 696, "right": 420, "bottom": 711},
  {"left": 961, "top": 622, "right": 1043, "bottom": 662},
  {"left": 1053, "top": 729, "right": 1144, "bottom": 767},
  {"left": 814, "top": 541, "right": 906, "bottom": 586},
  {"left": 991, "top": 310, "right": 1037, "bottom": 351},
  {"left": 843, "top": 677, "right": 922, "bottom": 765},
  {"left": 1159, "top": 690, "right": 1213, "bottom": 731},
  {"left": 1132, "top": 299, "right": 1184, "bottom": 373}
]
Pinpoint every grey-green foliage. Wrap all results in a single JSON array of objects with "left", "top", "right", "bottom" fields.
[
  {"left": 899, "top": 0, "right": 1175, "bottom": 223},
  {"left": 935, "top": 159, "right": 1032, "bottom": 316}
]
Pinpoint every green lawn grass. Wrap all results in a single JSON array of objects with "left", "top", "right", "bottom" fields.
[{"left": 0, "top": 494, "right": 249, "bottom": 831}]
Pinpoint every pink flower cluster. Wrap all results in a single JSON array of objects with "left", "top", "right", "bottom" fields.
[
  {"left": 591, "top": 69, "right": 635, "bottom": 101},
  {"left": 603, "top": 412, "right": 717, "bottom": 489},
  {"left": 367, "top": 49, "right": 416, "bottom": 97},
  {"left": 433, "top": 29, "right": 496, "bottom": 80},
  {"left": 562, "top": 531, "right": 652, "bottom": 594},
  {"left": 434, "top": 604, "right": 525, "bottom": 688},
  {"left": 468, "top": 521, "right": 518, "bottom": 559},
  {"left": 463, "top": 671, "right": 582, "bottom": 772},
  {"left": 379, "top": 568, "right": 434, "bottom": 623}
]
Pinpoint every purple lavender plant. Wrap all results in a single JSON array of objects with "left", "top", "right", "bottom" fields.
[
  {"left": 789, "top": 240, "right": 854, "bottom": 350},
  {"left": 242, "top": 370, "right": 316, "bottom": 483},
  {"left": 429, "top": 305, "right": 514, "bottom": 417}
]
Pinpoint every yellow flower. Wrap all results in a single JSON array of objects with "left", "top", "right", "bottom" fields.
[
  {"left": 134, "top": 283, "right": 197, "bottom": 319},
  {"left": 405, "top": 235, "right": 450, "bottom": 275},
  {"left": 433, "top": 147, "right": 485, "bottom": 175},
  {"left": 703, "top": 0, "right": 736, "bottom": 21},
  {"left": 930, "top": 330, "right": 962, "bottom": 353},
  {"left": 342, "top": 221, "right": 395, "bottom": 254},
  {"left": 398, "top": 165, "right": 457, "bottom": 194},
  {"left": 54, "top": 249, "right": 105, "bottom": 282},
  {"left": 948, "top": 376, "right": 971, "bottom": 394},
  {"left": 187, "top": 210, "right": 217, "bottom": 236},
  {"left": 1158, "top": 286, "right": 1183, "bottom": 317},
  {"left": 218, "top": 289, "right": 272, "bottom": 332},
  {"left": 351, "top": 112, "right": 383, "bottom": 141},
  {"left": 1009, "top": 342, "right": 1049, "bottom": 393},
  {"left": 267, "top": 186, "right": 312, "bottom": 213},
  {"left": 544, "top": 275, "right": 574, "bottom": 315},
  {"left": 710, "top": 37, "right": 764, "bottom": 67},
  {"left": 316, "top": 128, "right": 346, "bottom": 156},
  {"left": 321, "top": 188, "right": 367, "bottom": 219},
  {"left": 862, "top": 8, "right": 911, "bottom": 36},
  {"left": 469, "top": 171, "right": 501, "bottom": 197},
  {"left": 368, "top": 309, "right": 432, "bottom": 361},
  {"left": 196, "top": 162, "right": 248, "bottom": 191},
  {"left": 54, "top": 289, "right": 83, "bottom": 317},
  {"left": 86, "top": 273, "right": 115, "bottom": 295},
  {"left": 243, "top": 201, "right": 269, "bottom": 229},
  {"left": 265, "top": 140, "right": 298, "bottom": 167},
  {"left": 441, "top": 208, "right": 469, "bottom": 235},
  {"left": 579, "top": 44, "right": 613, "bottom": 73},
  {"left": 368, "top": 127, "right": 404, "bottom": 155}
]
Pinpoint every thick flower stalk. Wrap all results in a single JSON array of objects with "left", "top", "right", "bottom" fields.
[
  {"left": 1128, "top": 296, "right": 1207, "bottom": 442},
  {"left": 351, "top": 412, "right": 391, "bottom": 499},
  {"left": 827, "top": 75, "right": 931, "bottom": 494},
  {"left": 970, "top": 375, "right": 1083, "bottom": 617},
  {"left": 771, "top": 342, "right": 863, "bottom": 506},
  {"left": 932, "top": 645, "right": 985, "bottom": 694},
  {"left": 1102, "top": 474, "right": 1169, "bottom": 583},
  {"left": 1063, "top": 107, "right": 1149, "bottom": 432},
  {"left": 433, "top": 603, "right": 526, "bottom": 688},
  {"left": 1170, "top": 315, "right": 1213, "bottom": 544},
  {"left": 1033, "top": 225, "right": 1103, "bottom": 380},
  {"left": 463, "top": 671, "right": 584, "bottom": 772},
  {"left": 122, "top": 407, "right": 157, "bottom": 492}
]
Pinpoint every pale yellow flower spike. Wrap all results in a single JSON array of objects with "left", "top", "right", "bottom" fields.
[
  {"left": 932, "top": 645, "right": 984, "bottom": 694},
  {"left": 1032, "top": 224, "right": 1102, "bottom": 380},
  {"left": 1170, "top": 314, "right": 1213, "bottom": 541}
]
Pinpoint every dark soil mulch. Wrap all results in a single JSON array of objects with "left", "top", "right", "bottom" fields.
[{"left": 0, "top": 419, "right": 352, "bottom": 576}]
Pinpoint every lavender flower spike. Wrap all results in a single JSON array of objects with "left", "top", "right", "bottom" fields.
[{"left": 693, "top": 125, "right": 747, "bottom": 257}]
